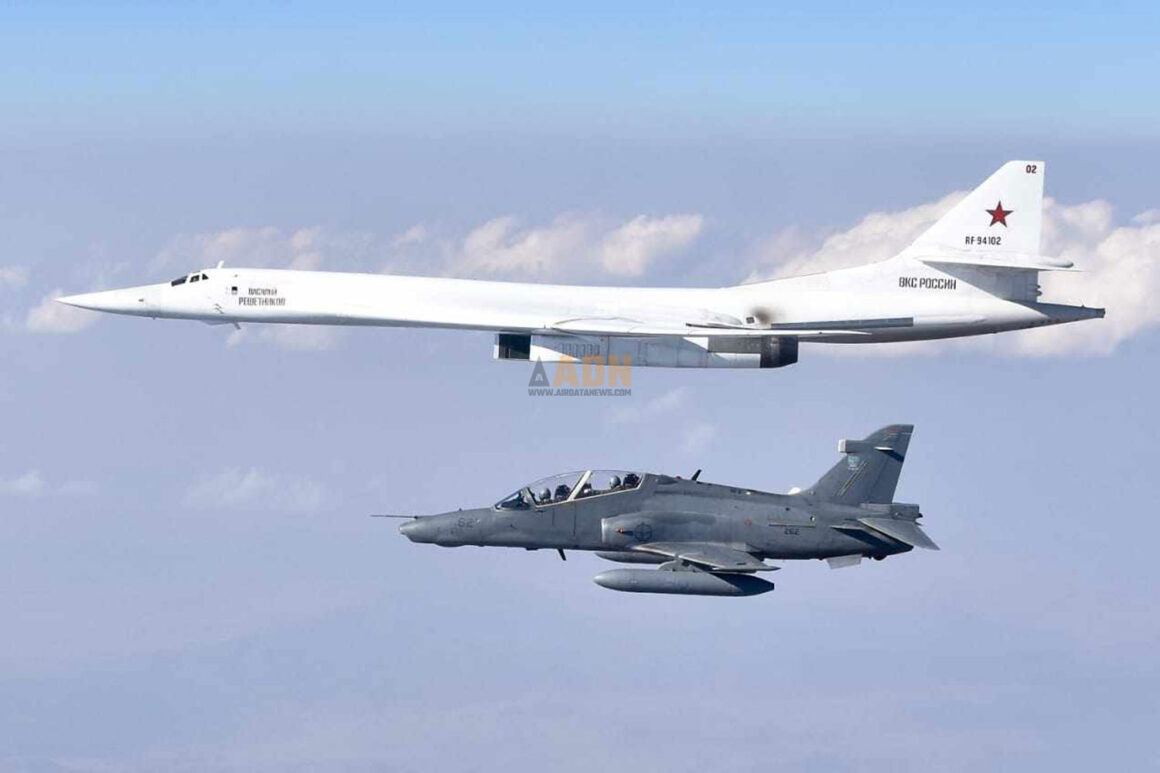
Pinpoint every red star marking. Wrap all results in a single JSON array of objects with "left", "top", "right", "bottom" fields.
[{"left": 986, "top": 200, "right": 1013, "bottom": 227}]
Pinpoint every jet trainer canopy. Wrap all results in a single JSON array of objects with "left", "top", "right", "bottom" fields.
[{"left": 496, "top": 470, "right": 642, "bottom": 510}]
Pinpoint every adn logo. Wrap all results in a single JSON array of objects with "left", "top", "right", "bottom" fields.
[{"left": 528, "top": 356, "right": 632, "bottom": 397}]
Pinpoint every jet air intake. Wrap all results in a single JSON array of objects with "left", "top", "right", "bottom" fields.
[
  {"left": 593, "top": 568, "right": 775, "bottom": 597},
  {"left": 494, "top": 334, "right": 798, "bottom": 369}
]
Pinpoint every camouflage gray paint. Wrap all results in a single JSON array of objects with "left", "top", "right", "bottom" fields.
[{"left": 396, "top": 425, "right": 936, "bottom": 596}]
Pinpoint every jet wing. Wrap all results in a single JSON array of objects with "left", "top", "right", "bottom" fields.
[{"left": 633, "top": 542, "right": 779, "bottom": 573}]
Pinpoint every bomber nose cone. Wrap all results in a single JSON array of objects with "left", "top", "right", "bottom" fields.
[{"left": 56, "top": 287, "right": 149, "bottom": 314}]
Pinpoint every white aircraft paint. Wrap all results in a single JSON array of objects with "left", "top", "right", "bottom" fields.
[{"left": 58, "top": 161, "right": 1103, "bottom": 368}]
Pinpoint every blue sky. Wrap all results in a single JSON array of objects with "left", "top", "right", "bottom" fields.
[
  {"left": 4, "top": 2, "right": 1160, "bottom": 140},
  {"left": 1, "top": 4, "right": 1158, "bottom": 771}
]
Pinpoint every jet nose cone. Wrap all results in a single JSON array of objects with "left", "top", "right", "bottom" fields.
[{"left": 399, "top": 518, "right": 435, "bottom": 543}]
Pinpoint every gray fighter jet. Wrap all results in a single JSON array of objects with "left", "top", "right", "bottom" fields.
[{"left": 395, "top": 425, "right": 936, "bottom": 596}]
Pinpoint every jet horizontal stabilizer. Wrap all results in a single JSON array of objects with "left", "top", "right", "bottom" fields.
[{"left": 857, "top": 517, "right": 940, "bottom": 550}]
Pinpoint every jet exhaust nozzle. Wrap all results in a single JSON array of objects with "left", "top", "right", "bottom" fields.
[{"left": 593, "top": 569, "right": 774, "bottom": 597}]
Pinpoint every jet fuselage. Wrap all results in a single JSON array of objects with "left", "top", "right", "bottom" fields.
[{"left": 400, "top": 473, "right": 914, "bottom": 562}]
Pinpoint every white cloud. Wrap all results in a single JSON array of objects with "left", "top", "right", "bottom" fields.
[
  {"left": 0, "top": 265, "right": 29, "bottom": 289},
  {"left": 0, "top": 471, "right": 45, "bottom": 497},
  {"left": 183, "top": 468, "right": 326, "bottom": 512},
  {"left": 453, "top": 213, "right": 703, "bottom": 279},
  {"left": 747, "top": 192, "right": 964, "bottom": 281},
  {"left": 680, "top": 422, "right": 718, "bottom": 454},
  {"left": 392, "top": 223, "right": 428, "bottom": 247},
  {"left": 25, "top": 289, "right": 99, "bottom": 334},
  {"left": 226, "top": 324, "right": 341, "bottom": 352},
  {"left": 610, "top": 387, "right": 688, "bottom": 425},
  {"left": 598, "top": 214, "right": 704, "bottom": 276},
  {"left": 1024, "top": 199, "right": 1160, "bottom": 355},
  {"left": 608, "top": 387, "right": 717, "bottom": 454},
  {"left": 153, "top": 226, "right": 375, "bottom": 275},
  {"left": 0, "top": 471, "right": 99, "bottom": 498},
  {"left": 748, "top": 194, "right": 1160, "bottom": 356},
  {"left": 1131, "top": 209, "right": 1160, "bottom": 226},
  {"left": 456, "top": 214, "right": 593, "bottom": 276}
]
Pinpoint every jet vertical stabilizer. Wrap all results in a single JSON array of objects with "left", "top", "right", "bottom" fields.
[{"left": 806, "top": 424, "right": 913, "bottom": 505}]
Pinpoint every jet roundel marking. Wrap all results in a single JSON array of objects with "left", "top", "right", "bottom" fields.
[
  {"left": 634, "top": 523, "right": 653, "bottom": 542},
  {"left": 986, "top": 200, "right": 1013, "bottom": 227}
]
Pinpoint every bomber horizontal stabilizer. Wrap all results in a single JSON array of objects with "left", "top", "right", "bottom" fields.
[
  {"left": 920, "top": 253, "right": 1079, "bottom": 272},
  {"left": 633, "top": 542, "right": 779, "bottom": 572}
]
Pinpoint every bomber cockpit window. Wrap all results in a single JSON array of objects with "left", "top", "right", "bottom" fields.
[
  {"left": 170, "top": 272, "right": 209, "bottom": 287},
  {"left": 574, "top": 470, "right": 642, "bottom": 499}
]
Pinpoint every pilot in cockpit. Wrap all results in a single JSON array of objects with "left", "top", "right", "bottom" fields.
[{"left": 553, "top": 483, "right": 571, "bottom": 502}]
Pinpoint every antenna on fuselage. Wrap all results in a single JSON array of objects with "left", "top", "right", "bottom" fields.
[{"left": 691, "top": 469, "right": 702, "bottom": 482}]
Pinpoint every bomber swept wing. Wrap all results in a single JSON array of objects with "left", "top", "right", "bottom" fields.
[
  {"left": 632, "top": 542, "right": 780, "bottom": 573},
  {"left": 547, "top": 316, "right": 894, "bottom": 338}
]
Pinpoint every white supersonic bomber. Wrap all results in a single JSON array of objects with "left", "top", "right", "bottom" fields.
[{"left": 59, "top": 160, "right": 1102, "bottom": 369}]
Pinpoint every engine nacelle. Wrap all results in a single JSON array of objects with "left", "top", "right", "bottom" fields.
[{"left": 494, "top": 333, "right": 798, "bottom": 369}]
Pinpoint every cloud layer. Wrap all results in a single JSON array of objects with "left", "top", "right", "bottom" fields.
[
  {"left": 0, "top": 471, "right": 45, "bottom": 497},
  {"left": 0, "top": 471, "right": 96, "bottom": 497},
  {"left": 446, "top": 212, "right": 704, "bottom": 278},
  {"left": 183, "top": 468, "right": 326, "bottom": 513},
  {"left": 0, "top": 266, "right": 29, "bottom": 289},
  {"left": 18, "top": 193, "right": 1160, "bottom": 357},
  {"left": 25, "top": 290, "right": 99, "bottom": 333}
]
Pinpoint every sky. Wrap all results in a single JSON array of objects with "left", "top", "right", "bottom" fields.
[{"left": 1, "top": 3, "right": 1159, "bottom": 771}]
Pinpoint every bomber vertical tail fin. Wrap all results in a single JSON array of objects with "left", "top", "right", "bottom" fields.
[
  {"left": 905, "top": 160, "right": 1044, "bottom": 257},
  {"left": 806, "top": 425, "right": 913, "bottom": 505}
]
